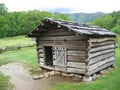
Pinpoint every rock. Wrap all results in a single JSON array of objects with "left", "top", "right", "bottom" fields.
[
  {"left": 39, "top": 75, "right": 44, "bottom": 78},
  {"left": 100, "top": 70, "right": 105, "bottom": 75},
  {"left": 74, "top": 74, "right": 83, "bottom": 79},
  {"left": 44, "top": 73, "right": 49, "bottom": 78},
  {"left": 54, "top": 71, "right": 61, "bottom": 75},
  {"left": 33, "top": 75, "right": 41, "bottom": 80},
  {"left": 62, "top": 73, "right": 68, "bottom": 77},
  {"left": 82, "top": 76, "right": 92, "bottom": 83},
  {"left": 67, "top": 74, "right": 72, "bottom": 77},
  {"left": 96, "top": 74, "right": 101, "bottom": 78},
  {"left": 92, "top": 74, "right": 97, "bottom": 80},
  {"left": 49, "top": 71, "right": 55, "bottom": 76},
  {"left": 100, "top": 70, "right": 107, "bottom": 75},
  {"left": 72, "top": 77, "right": 82, "bottom": 82},
  {"left": 70, "top": 74, "right": 74, "bottom": 77},
  {"left": 38, "top": 68, "right": 43, "bottom": 71}
]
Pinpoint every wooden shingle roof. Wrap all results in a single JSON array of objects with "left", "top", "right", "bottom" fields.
[{"left": 27, "top": 18, "right": 116, "bottom": 37}]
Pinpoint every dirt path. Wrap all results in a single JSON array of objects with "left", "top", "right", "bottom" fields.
[{"left": 0, "top": 63, "right": 76, "bottom": 90}]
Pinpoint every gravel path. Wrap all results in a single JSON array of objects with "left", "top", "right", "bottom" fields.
[{"left": 0, "top": 63, "right": 76, "bottom": 90}]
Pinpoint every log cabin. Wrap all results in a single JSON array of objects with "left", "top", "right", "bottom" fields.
[{"left": 27, "top": 18, "right": 116, "bottom": 77}]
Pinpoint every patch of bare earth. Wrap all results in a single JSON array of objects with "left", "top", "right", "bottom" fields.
[{"left": 0, "top": 63, "right": 77, "bottom": 90}]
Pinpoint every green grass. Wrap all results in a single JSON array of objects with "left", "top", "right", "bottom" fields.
[
  {"left": 116, "top": 35, "right": 120, "bottom": 48},
  {"left": 0, "top": 47, "right": 39, "bottom": 73},
  {"left": 0, "top": 72, "right": 13, "bottom": 90},
  {"left": 0, "top": 35, "right": 35, "bottom": 48}
]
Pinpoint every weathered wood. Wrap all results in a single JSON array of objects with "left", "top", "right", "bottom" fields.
[
  {"left": 37, "top": 45, "right": 43, "bottom": 49},
  {"left": 67, "top": 62, "right": 86, "bottom": 69},
  {"left": 88, "top": 61, "right": 114, "bottom": 75},
  {"left": 42, "top": 65, "right": 54, "bottom": 70},
  {"left": 67, "top": 46, "right": 88, "bottom": 51},
  {"left": 67, "top": 67, "right": 85, "bottom": 74},
  {"left": 90, "top": 44, "right": 115, "bottom": 52},
  {"left": 89, "top": 52, "right": 114, "bottom": 65},
  {"left": 90, "top": 37, "right": 115, "bottom": 43},
  {"left": 67, "top": 50, "right": 87, "bottom": 57},
  {"left": 55, "top": 66, "right": 66, "bottom": 71},
  {"left": 39, "top": 62, "right": 44, "bottom": 66},
  {"left": 39, "top": 58, "right": 44, "bottom": 62},
  {"left": 91, "top": 41, "right": 114, "bottom": 47},
  {"left": 89, "top": 56, "right": 114, "bottom": 71},
  {"left": 39, "top": 35, "right": 86, "bottom": 41},
  {"left": 89, "top": 48, "right": 114, "bottom": 58},
  {"left": 67, "top": 55, "right": 87, "bottom": 62},
  {"left": 38, "top": 49, "right": 44, "bottom": 53},
  {"left": 39, "top": 40, "right": 87, "bottom": 47},
  {"left": 39, "top": 53, "right": 44, "bottom": 57},
  {"left": 39, "top": 30, "right": 75, "bottom": 36},
  {"left": 53, "top": 46, "right": 67, "bottom": 67}
]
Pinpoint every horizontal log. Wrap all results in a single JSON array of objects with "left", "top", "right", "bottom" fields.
[
  {"left": 41, "top": 65, "right": 54, "bottom": 70},
  {"left": 88, "top": 61, "right": 114, "bottom": 75},
  {"left": 38, "top": 49, "right": 44, "bottom": 53},
  {"left": 67, "top": 50, "right": 87, "bottom": 57},
  {"left": 90, "top": 44, "right": 115, "bottom": 52},
  {"left": 67, "top": 55, "right": 87, "bottom": 62},
  {"left": 37, "top": 45, "right": 43, "bottom": 49},
  {"left": 89, "top": 48, "right": 114, "bottom": 58},
  {"left": 39, "top": 54, "right": 44, "bottom": 57},
  {"left": 67, "top": 67, "right": 86, "bottom": 74},
  {"left": 39, "top": 40, "right": 87, "bottom": 47},
  {"left": 89, "top": 52, "right": 114, "bottom": 65},
  {"left": 67, "top": 46, "right": 88, "bottom": 50},
  {"left": 67, "top": 62, "right": 86, "bottom": 69},
  {"left": 89, "top": 56, "right": 114, "bottom": 71},
  {"left": 91, "top": 41, "right": 114, "bottom": 47},
  {"left": 39, "top": 30, "right": 75, "bottom": 37},
  {"left": 39, "top": 62, "right": 44, "bottom": 66},
  {"left": 39, "top": 35, "right": 86, "bottom": 41},
  {"left": 39, "top": 58, "right": 44, "bottom": 62},
  {"left": 55, "top": 66, "right": 66, "bottom": 71},
  {"left": 90, "top": 37, "right": 115, "bottom": 43}
]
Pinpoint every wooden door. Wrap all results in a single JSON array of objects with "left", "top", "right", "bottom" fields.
[{"left": 53, "top": 46, "right": 67, "bottom": 71}]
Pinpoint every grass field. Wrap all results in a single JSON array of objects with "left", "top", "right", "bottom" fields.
[
  {"left": 0, "top": 47, "right": 38, "bottom": 72},
  {"left": 0, "top": 35, "right": 35, "bottom": 48},
  {"left": 0, "top": 72, "right": 13, "bottom": 90},
  {"left": 0, "top": 35, "right": 120, "bottom": 90}
]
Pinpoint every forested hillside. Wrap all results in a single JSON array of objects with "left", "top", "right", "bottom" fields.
[
  {"left": 92, "top": 11, "right": 120, "bottom": 34},
  {"left": 0, "top": 3, "right": 71, "bottom": 38},
  {"left": 65, "top": 12, "right": 105, "bottom": 23}
]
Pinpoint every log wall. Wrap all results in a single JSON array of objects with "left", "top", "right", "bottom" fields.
[
  {"left": 88, "top": 37, "right": 115, "bottom": 75},
  {"left": 35, "top": 28, "right": 88, "bottom": 74},
  {"left": 35, "top": 27, "right": 115, "bottom": 76}
]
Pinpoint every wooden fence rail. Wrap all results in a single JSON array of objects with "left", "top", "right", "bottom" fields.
[{"left": 0, "top": 43, "right": 36, "bottom": 54}]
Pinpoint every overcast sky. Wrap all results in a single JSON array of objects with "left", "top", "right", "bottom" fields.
[{"left": 0, "top": 0, "right": 120, "bottom": 13}]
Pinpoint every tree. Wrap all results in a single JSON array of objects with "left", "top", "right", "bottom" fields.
[{"left": 0, "top": 3, "right": 8, "bottom": 16}]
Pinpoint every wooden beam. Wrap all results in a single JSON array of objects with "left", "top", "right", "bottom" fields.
[
  {"left": 90, "top": 44, "right": 115, "bottom": 52},
  {"left": 88, "top": 61, "right": 114, "bottom": 75},
  {"left": 90, "top": 37, "right": 115, "bottom": 43},
  {"left": 89, "top": 52, "right": 114, "bottom": 65},
  {"left": 89, "top": 48, "right": 114, "bottom": 58},
  {"left": 67, "top": 67, "right": 85, "bottom": 74},
  {"left": 88, "top": 56, "right": 114, "bottom": 71},
  {"left": 67, "top": 50, "right": 87, "bottom": 57},
  {"left": 67, "top": 62, "right": 86, "bottom": 69}
]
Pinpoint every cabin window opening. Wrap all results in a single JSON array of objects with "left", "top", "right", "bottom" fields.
[{"left": 44, "top": 46, "right": 53, "bottom": 66}]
